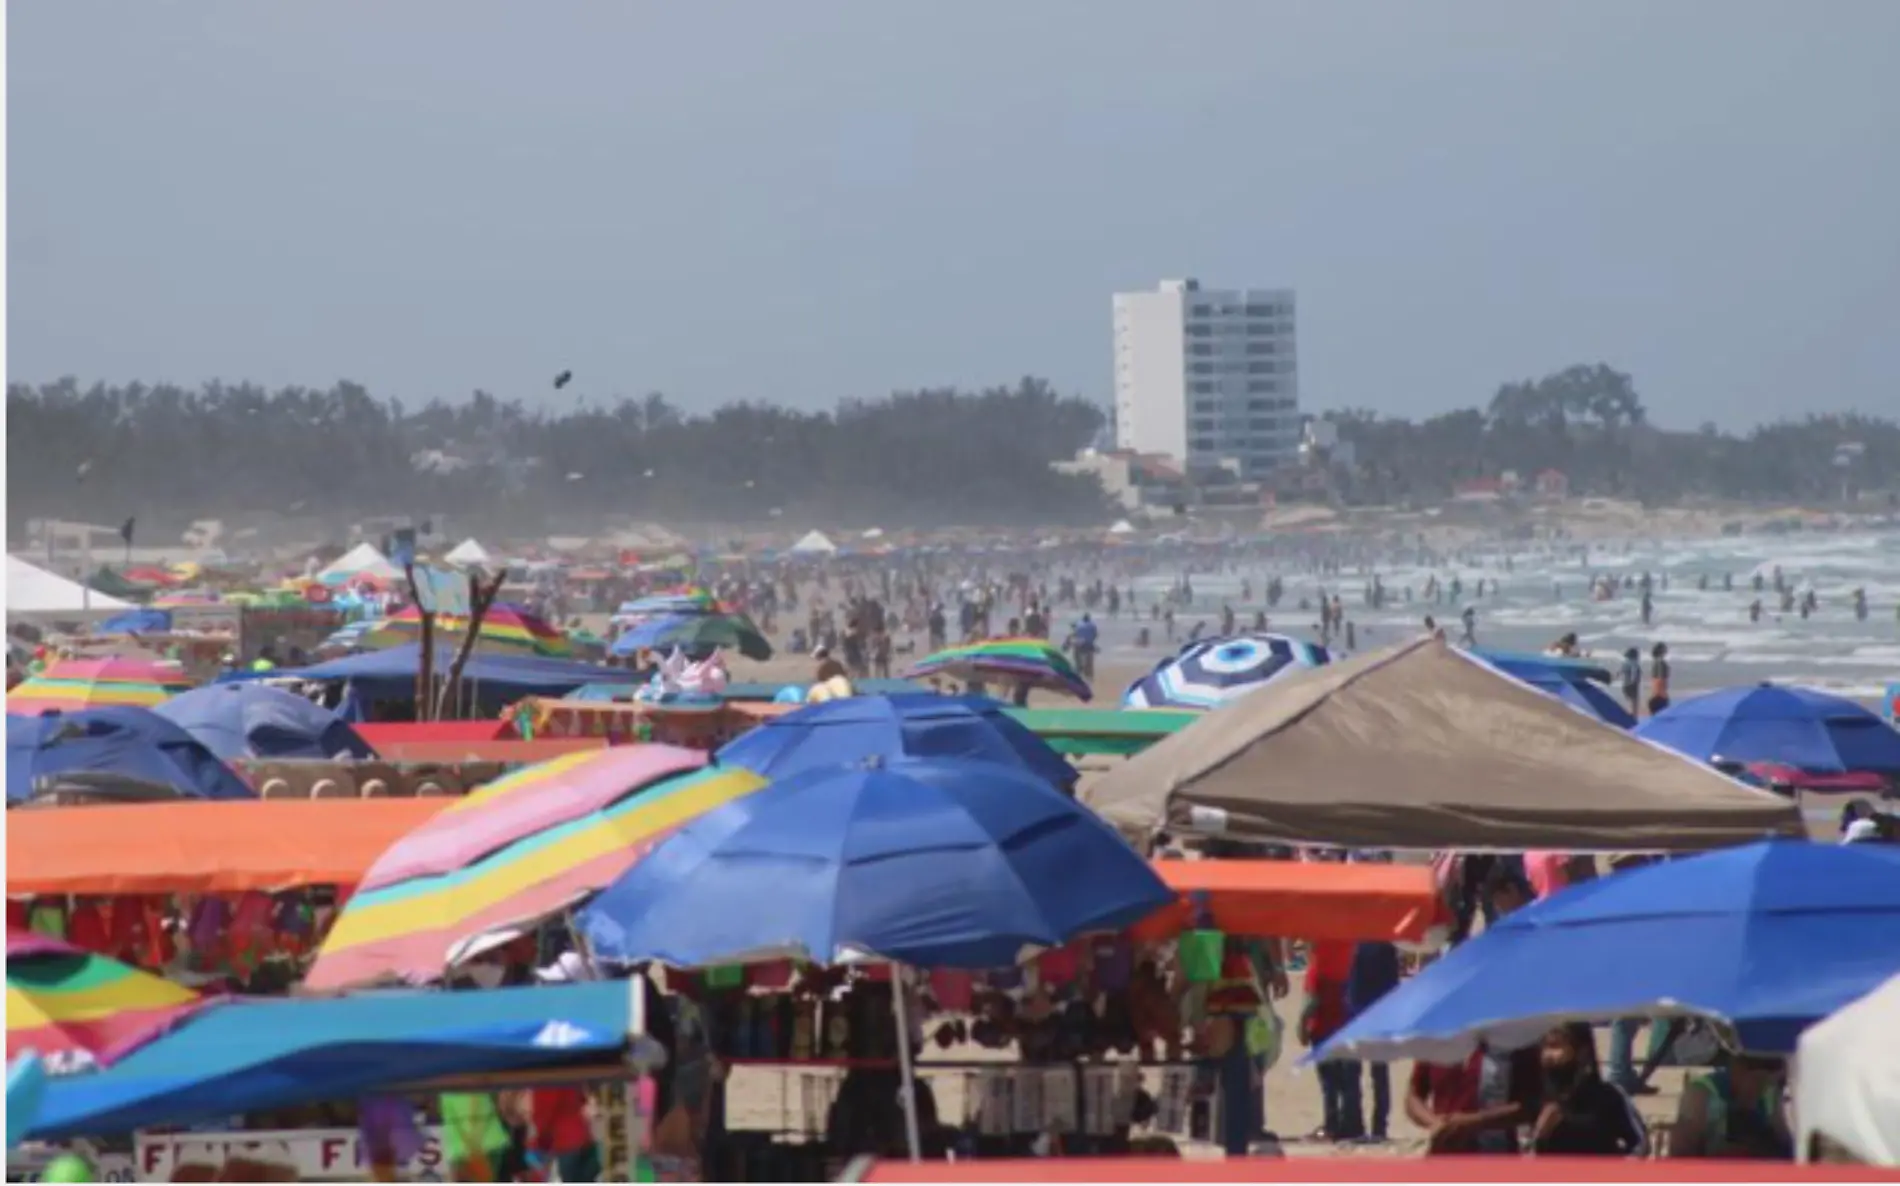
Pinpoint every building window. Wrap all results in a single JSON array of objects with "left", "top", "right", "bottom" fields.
[
  {"left": 1190, "top": 304, "right": 1212, "bottom": 316},
  {"left": 1192, "top": 418, "right": 1217, "bottom": 432},
  {"left": 1189, "top": 381, "right": 1216, "bottom": 395},
  {"left": 1189, "top": 343, "right": 1214, "bottom": 356},
  {"left": 1188, "top": 363, "right": 1216, "bottom": 375},
  {"left": 1247, "top": 380, "right": 1279, "bottom": 394},
  {"left": 1185, "top": 324, "right": 1212, "bottom": 337},
  {"left": 1190, "top": 437, "right": 1216, "bottom": 452},
  {"left": 1247, "top": 361, "right": 1276, "bottom": 373}
]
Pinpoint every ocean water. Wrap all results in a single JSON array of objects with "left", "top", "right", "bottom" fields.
[{"left": 1110, "top": 530, "right": 1900, "bottom": 706}]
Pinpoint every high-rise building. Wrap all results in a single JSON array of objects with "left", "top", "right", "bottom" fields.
[{"left": 1112, "top": 278, "right": 1300, "bottom": 479}]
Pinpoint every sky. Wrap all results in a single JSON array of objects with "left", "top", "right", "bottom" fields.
[{"left": 8, "top": 0, "right": 1899, "bottom": 428}]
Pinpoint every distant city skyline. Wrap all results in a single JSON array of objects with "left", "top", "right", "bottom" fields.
[{"left": 8, "top": 0, "right": 1898, "bottom": 429}]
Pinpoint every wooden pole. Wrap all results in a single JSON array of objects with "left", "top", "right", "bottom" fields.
[
  {"left": 435, "top": 568, "right": 507, "bottom": 721},
  {"left": 404, "top": 563, "right": 435, "bottom": 721}
]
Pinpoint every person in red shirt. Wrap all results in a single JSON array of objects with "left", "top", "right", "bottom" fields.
[
  {"left": 1405, "top": 1043, "right": 1543, "bottom": 1155},
  {"left": 1301, "top": 938, "right": 1361, "bottom": 1140},
  {"left": 529, "top": 1086, "right": 599, "bottom": 1182}
]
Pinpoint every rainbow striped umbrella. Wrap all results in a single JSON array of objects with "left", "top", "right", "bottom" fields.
[
  {"left": 363, "top": 603, "right": 573, "bottom": 658},
  {"left": 906, "top": 637, "right": 1093, "bottom": 701},
  {"left": 304, "top": 755, "right": 768, "bottom": 989},
  {"left": 7, "top": 658, "right": 195, "bottom": 716},
  {"left": 6, "top": 930, "right": 204, "bottom": 1073}
]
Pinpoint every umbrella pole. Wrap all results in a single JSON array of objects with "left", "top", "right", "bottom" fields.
[{"left": 891, "top": 967, "right": 923, "bottom": 1162}]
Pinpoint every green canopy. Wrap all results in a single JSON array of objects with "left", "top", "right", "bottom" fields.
[
  {"left": 1004, "top": 707, "right": 1194, "bottom": 756},
  {"left": 85, "top": 569, "right": 152, "bottom": 602}
]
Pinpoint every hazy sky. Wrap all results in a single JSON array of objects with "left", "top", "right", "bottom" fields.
[{"left": 9, "top": 0, "right": 1898, "bottom": 427}]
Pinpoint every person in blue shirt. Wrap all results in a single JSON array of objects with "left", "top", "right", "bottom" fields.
[
  {"left": 1345, "top": 847, "right": 1406, "bottom": 1147},
  {"left": 1066, "top": 614, "right": 1099, "bottom": 679},
  {"left": 1345, "top": 938, "right": 1403, "bottom": 1141}
]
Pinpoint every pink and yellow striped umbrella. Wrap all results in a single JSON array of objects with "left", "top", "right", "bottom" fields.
[
  {"left": 7, "top": 930, "right": 206, "bottom": 1072},
  {"left": 305, "top": 747, "right": 768, "bottom": 989},
  {"left": 6, "top": 658, "right": 196, "bottom": 716}
]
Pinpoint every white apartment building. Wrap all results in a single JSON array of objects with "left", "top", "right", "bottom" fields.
[{"left": 1112, "top": 278, "right": 1300, "bottom": 479}]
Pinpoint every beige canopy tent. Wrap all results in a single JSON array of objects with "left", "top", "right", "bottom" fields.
[{"left": 1083, "top": 635, "right": 1802, "bottom": 852}]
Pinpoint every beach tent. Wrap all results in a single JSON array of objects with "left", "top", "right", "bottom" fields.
[
  {"left": 1109, "top": 519, "right": 1138, "bottom": 535},
  {"left": 315, "top": 542, "right": 400, "bottom": 582},
  {"left": 6, "top": 556, "right": 135, "bottom": 619},
  {"left": 1082, "top": 635, "right": 1803, "bottom": 851},
  {"left": 1797, "top": 972, "right": 1900, "bottom": 1165},
  {"left": 789, "top": 530, "right": 838, "bottom": 556},
  {"left": 443, "top": 538, "right": 493, "bottom": 568}
]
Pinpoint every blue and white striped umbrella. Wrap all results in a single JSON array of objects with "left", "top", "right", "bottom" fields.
[{"left": 1123, "top": 633, "right": 1330, "bottom": 710}]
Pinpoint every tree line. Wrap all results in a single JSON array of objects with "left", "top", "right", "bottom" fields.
[
  {"left": 10, "top": 364, "right": 1895, "bottom": 541},
  {"left": 5, "top": 377, "right": 1113, "bottom": 536},
  {"left": 1323, "top": 364, "right": 1899, "bottom": 507}
]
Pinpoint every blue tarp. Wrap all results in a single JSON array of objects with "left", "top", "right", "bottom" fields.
[
  {"left": 94, "top": 608, "right": 172, "bottom": 635},
  {"left": 155, "top": 682, "right": 376, "bottom": 761},
  {"left": 286, "top": 644, "right": 627, "bottom": 718},
  {"left": 6, "top": 708, "right": 255, "bottom": 803},
  {"left": 27, "top": 981, "right": 632, "bottom": 1140}
]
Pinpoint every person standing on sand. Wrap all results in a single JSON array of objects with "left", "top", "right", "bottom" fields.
[
  {"left": 1618, "top": 647, "right": 1643, "bottom": 719},
  {"left": 1648, "top": 643, "right": 1672, "bottom": 717}
]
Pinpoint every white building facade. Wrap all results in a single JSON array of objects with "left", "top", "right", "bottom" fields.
[{"left": 1112, "top": 278, "right": 1300, "bottom": 479}]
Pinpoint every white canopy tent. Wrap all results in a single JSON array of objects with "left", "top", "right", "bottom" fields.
[
  {"left": 789, "top": 530, "right": 838, "bottom": 556},
  {"left": 444, "top": 538, "right": 493, "bottom": 568},
  {"left": 1797, "top": 972, "right": 1900, "bottom": 1165},
  {"left": 317, "top": 542, "right": 401, "bottom": 581},
  {"left": 5, "top": 555, "right": 135, "bottom": 620}
]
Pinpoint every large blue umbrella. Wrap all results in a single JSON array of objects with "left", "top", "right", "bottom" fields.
[
  {"left": 1472, "top": 658, "right": 1635, "bottom": 728},
  {"left": 153, "top": 682, "right": 375, "bottom": 761},
  {"left": 1533, "top": 676, "right": 1636, "bottom": 729},
  {"left": 1313, "top": 839, "right": 1900, "bottom": 1065},
  {"left": 1637, "top": 683, "right": 1900, "bottom": 775},
  {"left": 1473, "top": 649, "right": 1613, "bottom": 685},
  {"left": 1123, "top": 633, "right": 1329, "bottom": 710},
  {"left": 6, "top": 708, "right": 254, "bottom": 804},
  {"left": 609, "top": 612, "right": 773, "bottom": 661},
  {"left": 579, "top": 757, "right": 1174, "bottom": 969},
  {"left": 716, "top": 693, "right": 1077, "bottom": 791}
]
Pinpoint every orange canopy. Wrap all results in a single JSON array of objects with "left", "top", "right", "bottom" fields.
[
  {"left": 1133, "top": 859, "right": 1443, "bottom": 944},
  {"left": 6, "top": 799, "right": 446, "bottom": 895}
]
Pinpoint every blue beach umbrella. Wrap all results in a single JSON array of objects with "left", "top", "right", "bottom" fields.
[
  {"left": 6, "top": 708, "right": 254, "bottom": 804},
  {"left": 1123, "top": 633, "right": 1329, "bottom": 710},
  {"left": 1313, "top": 839, "right": 1900, "bottom": 1065},
  {"left": 1531, "top": 675, "right": 1637, "bottom": 729},
  {"left": 716, "top": 693, "right": 1077, "bottom": 791},
  {"left": 579, "top": 757, "right": 1174, "bottom": 969},
  {"left": 154, "top": 682, "right": 374, "bottom": 762},
  {"left": 1637, "top": 683, "right": 1900, "bottom": 775},
  {"left": 1473, "top": 648, "right": 1614, "bottom": 685},
  {"left": 1470, "top": 656, "right": 1636, "bottom": 728}
]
